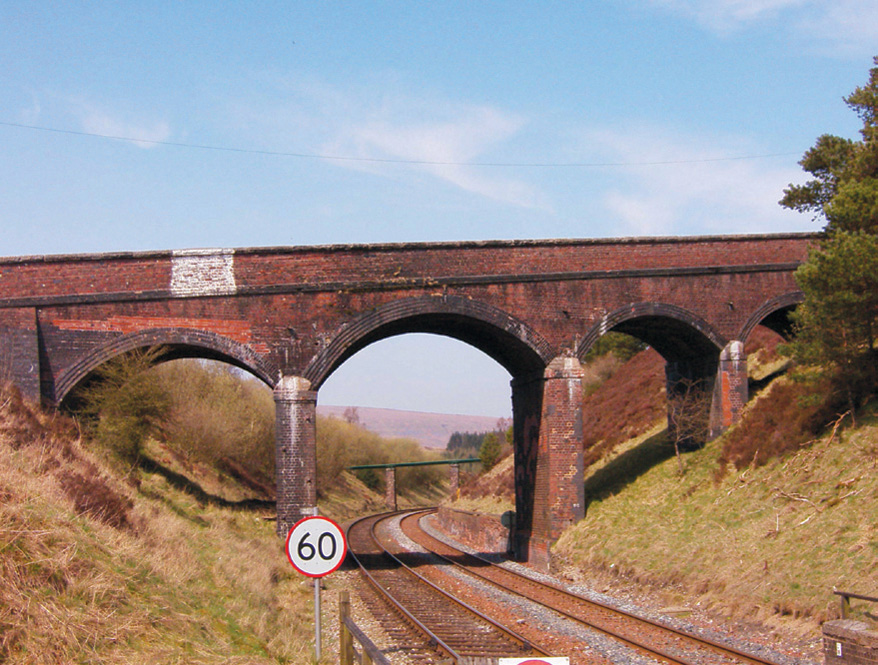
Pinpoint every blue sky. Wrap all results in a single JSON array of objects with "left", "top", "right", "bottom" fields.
[{"left": 2, "top": 2, "right": 876, "bottom": 417}]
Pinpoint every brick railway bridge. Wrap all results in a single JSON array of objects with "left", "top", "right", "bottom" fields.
[{"left": 0, "top": 233, "right": 813, "bottom": 566}]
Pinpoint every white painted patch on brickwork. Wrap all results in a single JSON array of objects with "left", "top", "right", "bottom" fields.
[{"left": 170, "top": 249, "right": 236, "bottom": 297}]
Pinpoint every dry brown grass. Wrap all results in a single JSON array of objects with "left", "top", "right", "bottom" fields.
[{"left": 0, "top": 384, "right": 316, "bottom": 664}]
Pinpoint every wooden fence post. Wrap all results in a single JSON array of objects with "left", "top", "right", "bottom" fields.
[{"left": 339, "top": 591, "right": 353, "bottom": 665}]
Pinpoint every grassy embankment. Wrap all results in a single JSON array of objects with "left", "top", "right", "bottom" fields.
[
  {"left": 0, "top": 369, "right": 442, "bottom": 664},
  {"left": 554, "top": 399, "right": 877, "bottom": 636},
  {"left": 452, "top": 331, "right": 878, "bottom": 639}
]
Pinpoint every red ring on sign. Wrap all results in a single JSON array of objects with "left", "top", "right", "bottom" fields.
[{"left": 285, "top": 515, "right": 347, "bottom": 578}]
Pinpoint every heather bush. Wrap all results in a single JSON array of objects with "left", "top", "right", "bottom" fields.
[
  {"left": 717, "top": 374, "right": 847, "bottom": 472},
  {"left": 581, "top": 349, "right": 667, "bottom": 468}
]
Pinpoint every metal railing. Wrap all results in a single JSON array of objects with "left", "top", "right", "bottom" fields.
[{"left": 834, "top": 589, "right": 878, "bottom": 620}]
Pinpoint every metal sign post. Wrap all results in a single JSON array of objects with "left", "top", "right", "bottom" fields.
[
  {"left": 285, "top": 512, "right": 348, "bottom": 662},
  {"left": 314, "top": 577, "right": 321, "bottom": 660}
]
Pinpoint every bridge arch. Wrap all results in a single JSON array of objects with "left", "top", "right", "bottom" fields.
[
  {"left": 55, "top": 328, "right": 277, "bottom": 406},
  {"left": 738, "top": 291, "right": 804, "bottom": 343},
  {"left": 304, "top": 294, "right": 554, "bottom": 389},
  {"left": 576, "top": 302, "right": 734, "bottom": 445},
  {"left": 576, "top": 302, "right": 727, "bottom": 363}
]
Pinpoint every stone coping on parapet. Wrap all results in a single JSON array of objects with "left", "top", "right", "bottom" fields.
[{"left": 0, "top": 231, "right": 820, "bottom": 265}]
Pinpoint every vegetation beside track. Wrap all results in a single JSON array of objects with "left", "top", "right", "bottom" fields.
[
  {"left": 450, "top": 326, "right": 876, "bottom": 648},
  {"left": 554, "top": 397, "right": 877, "bottom": 640},
  {"left": 0, "top": 378, "right": 428, "bottom": 664}
]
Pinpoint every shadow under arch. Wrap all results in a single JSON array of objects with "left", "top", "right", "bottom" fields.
[
  {"left": 576, "top": 302, "right": 727, "bottom": 363},
  {"left": 738, "top": 291, "right": 804, "bottom": 343},
  {"left": 304, "top": 294, "right": 554, "bottom": 389},
  {"left": 55, "top": 328, "right": 278, "bottom": 407}
]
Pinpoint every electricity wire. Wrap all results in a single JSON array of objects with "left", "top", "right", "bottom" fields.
[{"left": 0, "top": 120, "right": 801, "bottom": 167}]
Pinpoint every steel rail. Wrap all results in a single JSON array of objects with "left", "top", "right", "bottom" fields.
[
  {"left": 404, "top": 510, "right": 783, "bottom": 665},
  {"left": 347, "top": 512, "right": 457, "bottom": 662},
  {"left": 347, "top": 511, "right": 545, "bottom": 662}
]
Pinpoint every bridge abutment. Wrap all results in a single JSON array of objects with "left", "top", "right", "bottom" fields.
[{"left": 274, "top": 376, "right": 317, "bottom": 537}]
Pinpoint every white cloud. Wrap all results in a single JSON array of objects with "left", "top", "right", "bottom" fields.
[
  {"left": 647, "top": 0, "right": 878, "bottom": 53},
  {"left": 227, "top": 75, "right": 548, "bottom": 210},
  {"left": 320, "top": 97, "right": 547, "bottom": 209},
  {"left": 72, "top": 101, "right": 171, "bottom": 149},
  {"left": 329, "top": 106, "right": 547, "bottom": 208},
  {"left": 650, "top": 0, "right": 807, "bottom": 30},
  {"left": 581, "top": 124, "right": 809, "bottom": 236}
]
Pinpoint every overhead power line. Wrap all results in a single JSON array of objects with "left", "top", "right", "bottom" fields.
[{"left": 0, "top": 120, "right": 801, "bottom": 167}]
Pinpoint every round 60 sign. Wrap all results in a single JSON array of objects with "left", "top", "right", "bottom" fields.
[{"left": 285, "top": 516, "right": 347, "bottom": 578}]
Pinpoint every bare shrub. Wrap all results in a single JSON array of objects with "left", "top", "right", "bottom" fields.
[
  {"left": 79, "top": 347, "right": 171, "bottom": 467},
  {"left": 154, "top": 360, "right": 275, "bottom": 493},
  {"left": 667, "top": 377, "right": 711, "bottom": 474}
]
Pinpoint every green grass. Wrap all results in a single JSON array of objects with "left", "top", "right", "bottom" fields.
[{"left": 554, "top": 403, "right": 878, "bottom": 636}]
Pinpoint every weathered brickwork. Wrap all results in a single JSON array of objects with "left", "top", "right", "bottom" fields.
[
  {"left": 435, "top": 506, "right": 512, "bottom": 554},
  {"left": 0, "top": 233, "right": 815, "bottom": 558},
  {"left": 529, "top": 356, "right": 585, "bottom": 567},
  {"left": 824, "top": 621, "right": 878, "bottom": 665},
  {"left": 715, "top": 341, "right": 749, "bottom": 434},
  {"left": 384, "top": 467, "right": 397, "bottom": 511},
  {"left": 273, "top": 377, "right": 317, "bottom": 537}
]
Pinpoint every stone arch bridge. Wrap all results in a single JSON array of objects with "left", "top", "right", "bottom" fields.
[{"left": 0, "top": 233, "right": 813, "bottom": 566}]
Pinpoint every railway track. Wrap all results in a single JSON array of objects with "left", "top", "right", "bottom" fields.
[
  {"left": 399, "top": 509, "right": 786, "bottom": 665},
  {"left": 346, "top": 512, "right": 546, "bottom": 664}
]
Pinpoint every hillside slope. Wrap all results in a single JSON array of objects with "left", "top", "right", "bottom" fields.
[
  {"left": 0, "top": 385, "right": 386, "bottom": 664},
  {"left": 554, "top": 399, "right": 877, "bottom": 657},
  {"left": 450, "top": 336, "right": 876, "bottom": 660},
  {"left": 318, "top": 405, "right": 505, "bottom": 449}
]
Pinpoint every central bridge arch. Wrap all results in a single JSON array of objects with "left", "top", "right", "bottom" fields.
[
  {"left": 286, "top": 295, "right": 565, "bottom": 566},
  {"left": 304, "top": 295, "right": 553, "bottom": 388}
]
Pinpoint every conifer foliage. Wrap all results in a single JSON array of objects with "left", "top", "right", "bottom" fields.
[{"left": 780, "top": 56, "right": 878, "bottom": 418}]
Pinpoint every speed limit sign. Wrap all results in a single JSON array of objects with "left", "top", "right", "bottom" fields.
[{"left": 285, "top": 516, "right": 347, "bottom": 578}]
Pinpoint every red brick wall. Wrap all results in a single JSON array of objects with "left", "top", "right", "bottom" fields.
[
  {"left": 0, "top": 234, "right": 813, "bottom": 405},
  {"left": 824, "top": 620, "right": 878, "bottom": 665}
]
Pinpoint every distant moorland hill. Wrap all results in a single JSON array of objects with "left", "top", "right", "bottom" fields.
[{"left": 317, "top": 405, "right": 507, "bottom": 449}]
